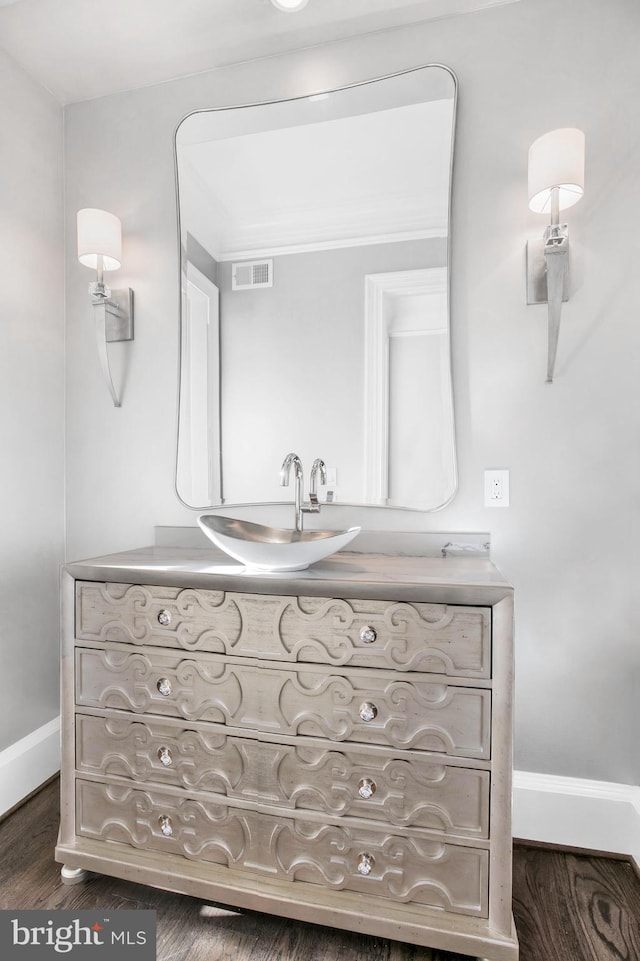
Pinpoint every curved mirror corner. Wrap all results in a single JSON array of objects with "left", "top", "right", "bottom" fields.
[{"left": 175, "top": 64, "right": 457, "bottom": 512}]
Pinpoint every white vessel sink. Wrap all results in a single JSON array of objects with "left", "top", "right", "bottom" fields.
[{"left": 198, "top": 515, "right": 360, "bottom": 572}]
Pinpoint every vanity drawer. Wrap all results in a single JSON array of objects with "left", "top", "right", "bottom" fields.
[
  {"left": 75, "top": 582, "right": 491, "bottom": 677},
  {"left": 75, "top": 713, "right": 490, "bottom": 836},
  {"left": 75, "top": 648, "right": 490, "bottom": 758},
  {"left": 76, "top": 779, "right": 489, "bottom": 917}
]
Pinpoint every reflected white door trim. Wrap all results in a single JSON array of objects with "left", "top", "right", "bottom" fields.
[
  {"left": 177, "top": 262, "right": 221, "bottom": 507},
  {"left": 363, "top": 267, "right": 448, "bottom": 505}
]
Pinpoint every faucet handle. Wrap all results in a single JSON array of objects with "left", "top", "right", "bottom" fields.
[
  {"left": 310, "top": 458, "right": 327, "bottom": 492},
  {"left": 304, "top": 458, "right": 327, "bottom": 513}
]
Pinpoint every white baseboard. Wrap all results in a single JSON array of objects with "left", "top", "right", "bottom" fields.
[
  {"left": 0, "top": 717, "right": 61, "bottom": 819},
  {"left": 513, "top": 769, "right": 640, "bottom": 869}
]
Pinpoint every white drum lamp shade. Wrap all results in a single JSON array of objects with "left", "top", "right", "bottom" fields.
[
  {"left": 528, "top": 128, "right": 585, "bottom": 214},
  {"left": 77, "top": 208, "right": 122, "bottom": 271}
]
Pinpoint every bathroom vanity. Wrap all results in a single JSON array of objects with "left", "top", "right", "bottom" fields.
[{"left": 56, "top": 545, "right": 519, "bottom": 961}]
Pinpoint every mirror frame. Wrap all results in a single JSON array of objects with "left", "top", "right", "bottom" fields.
[{"left": 173, "top": 64, "right": 458, "bottom": 513}]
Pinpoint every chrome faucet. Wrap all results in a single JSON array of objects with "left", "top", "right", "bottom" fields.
[
  {"left": 279, "top": 452, "right": 305, "bottom": 531},
  {"left": 279, "top": 453, "right": 328, "bottom": 531}
]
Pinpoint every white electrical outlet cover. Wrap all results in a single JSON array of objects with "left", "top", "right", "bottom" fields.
[{"left": 484, "top": 469, "right": 510, "bottom": 507}]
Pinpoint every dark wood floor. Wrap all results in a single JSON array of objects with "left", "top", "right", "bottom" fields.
[{"left": 1, "top": 779, "right": 639, "bottom": 961}]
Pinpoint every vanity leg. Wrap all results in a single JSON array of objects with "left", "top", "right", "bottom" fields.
[{"left": 60, "top": 865, "right": 90, "bottom": 885}]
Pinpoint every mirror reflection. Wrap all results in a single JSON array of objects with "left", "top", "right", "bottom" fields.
[{"left": 175, "top": 65, "right": 457, "bottom": 511}]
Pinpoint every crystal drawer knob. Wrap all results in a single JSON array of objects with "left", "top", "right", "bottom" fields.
[
  {"left": 357, "top": 853, "right": 375, "bottom": 876},
  {"left": 359, "top": 701, "right": 378, "bottom": 722},
  {"left": 157, "top": 746, "right": 173, "bottom": 767},
  {"left": 156, "top": 677, "right": 172, "bottom": 697},
  {"left": 158, "top": 815, "right": 173, "bottom": 837},
  {"left": 358, "top": 778, "right": 377, "bottom": 799},
  {"left": 359, "top": 625, "right": 377, "bottom": 644},
  {"left": 157, "top": 609, "right": 172, "bottom": 627}
]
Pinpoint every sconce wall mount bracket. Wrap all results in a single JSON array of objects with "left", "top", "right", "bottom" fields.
[
  {"left": 526, "top": 225, "right": 569, "bottom": 383},
  {"left": 90, "top": 288, "right": 134, "bottom": 407},
  {"left": 525, "top": 227, "right": 570, "bottom": 306},
  {"left": 92, "top": 287, "right": 134, "bottom": 342}
]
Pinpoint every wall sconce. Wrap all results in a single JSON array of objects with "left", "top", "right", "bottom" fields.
[
  {"left": 526, "top": 127, "right": 585, "bottom": 382},
  {"left": 77, "top": 208, "right": 134, "bottom": 407}
]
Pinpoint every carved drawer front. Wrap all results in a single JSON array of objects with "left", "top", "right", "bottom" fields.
[
  {"left": 75, "top": 714, "right": 490, "bottom": 836},
  {"left": 76, "top": 779, "right": 489, "bottom": 917},
  {"left": 278, "top": 596, "right": 490, "bottom": 676},
  {"left": 75, "top": 582, "right": 490, "bottom": 677},
  {"left": 75, "top": 648, "right": 491, "bottom": 758},
  {"left": 76, "top": 582, "right": 243, "bottom": 653}
]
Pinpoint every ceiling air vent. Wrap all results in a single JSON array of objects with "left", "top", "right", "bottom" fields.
[{"left": 232, "top": 259, "right": 273, "bottom": 290}]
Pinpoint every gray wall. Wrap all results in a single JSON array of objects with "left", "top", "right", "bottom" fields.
[
  {"left": 217, "top": 239, "right": 444, "bottom": 504},
  {"left": 0, "top": 52, "right": 64, "bottom": 750},
  {"left": 64, "top": 0, "right": 640, "bottom": 786}
]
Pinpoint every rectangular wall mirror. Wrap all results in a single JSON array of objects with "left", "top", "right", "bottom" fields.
[{"left": 175, "top": 64, "right": 457, "bottom": 512}]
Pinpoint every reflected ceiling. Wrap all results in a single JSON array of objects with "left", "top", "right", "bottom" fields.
[{"left": 179, "top": 100, "right": 451, "bottom": 260}]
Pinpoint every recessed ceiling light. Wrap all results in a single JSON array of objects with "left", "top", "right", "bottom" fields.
[{"left": 270, "top": 0, "right": 309, "bottom": 11}]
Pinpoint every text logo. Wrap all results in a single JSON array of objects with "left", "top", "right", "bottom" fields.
[{"left": 0, "top": 910, "right": 156, "bottom": 959}]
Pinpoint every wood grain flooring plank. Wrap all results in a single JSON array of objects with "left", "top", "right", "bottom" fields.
[
  {"left": 512, "top": 845, "right": 640, "bottom": 961},
  {"left": 512, "top": 845, "right": 581, "bottom": 961},
  {"left": 566, "top": 853, "right": 640, "bottom": 961}
]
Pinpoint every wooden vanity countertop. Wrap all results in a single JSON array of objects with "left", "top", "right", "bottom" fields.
[{"left": 64, "top": 545, "right": 512, "bottom": 607}]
